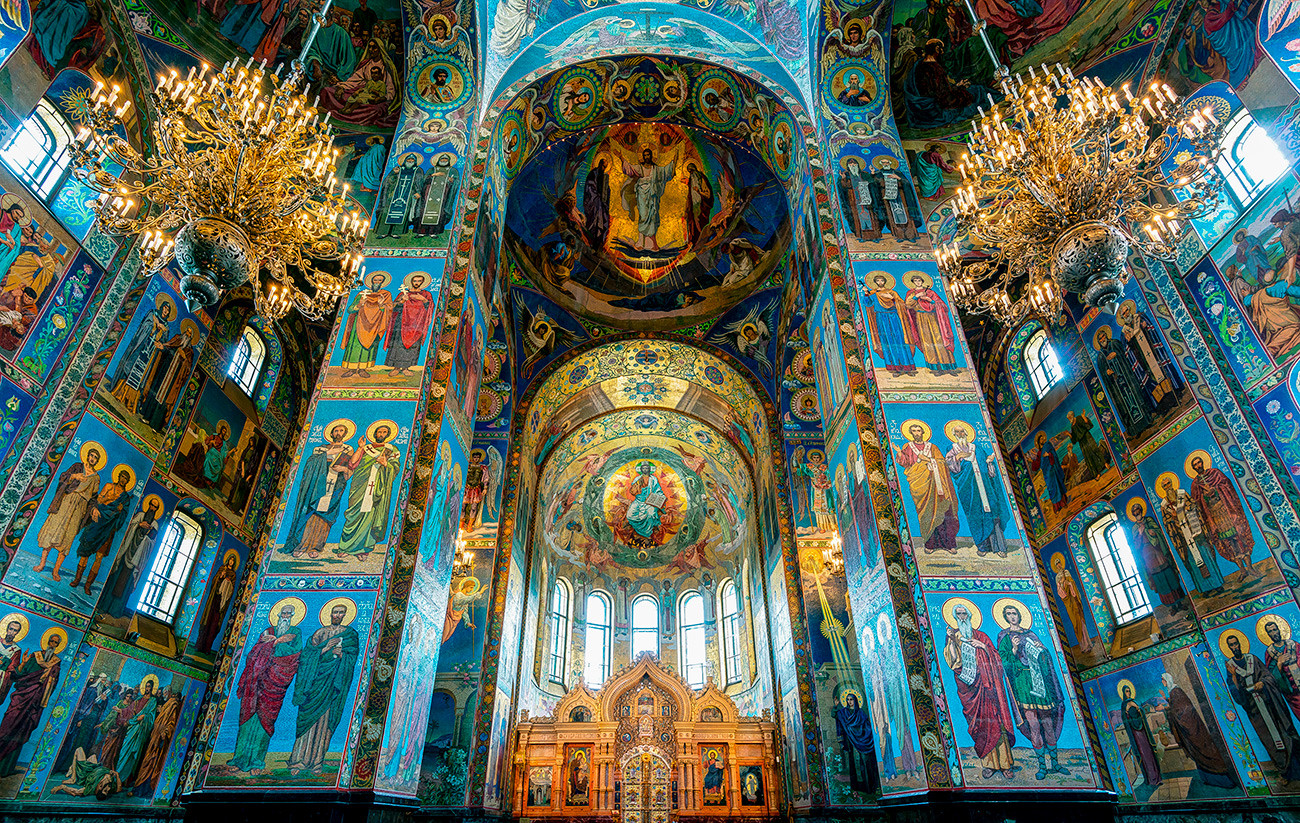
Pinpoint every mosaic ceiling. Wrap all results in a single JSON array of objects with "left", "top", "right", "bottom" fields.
[{"left": 538, "top": 408, "right": 754, "bottom": 571}]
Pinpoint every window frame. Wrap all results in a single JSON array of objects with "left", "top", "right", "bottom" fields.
[
  {"left": 584, "top": 590, "right": 612, "bottom": 688},
  {"left": 227, "top": 326, "right": 267, "bottom": 397},
  {"left": 630, "top": 593, "right": 659, "bottom": 660},
  {"left": 1215, "top": 110, "right": 1286, "bottom": 210},
  {"left": 679, "top": 590, "right": 707, "bottom": 689},
  {"left": 547, "top": 578, "right": 571, "bottom": 684},
  {"left": 719, "top": 580, "right": 743, "bottom": 686},
  {"left": 134, "top": 509, "right": 204, "bottom": 625},
  {"left": 0, "top": 99, "right": 75, "bottom": 199},
  {"left": 1086, "top": 512, "right": 1153, "bottom": 625},
  {"left": 1023, "top": 328, "right": 1063, "bottom": 399}
]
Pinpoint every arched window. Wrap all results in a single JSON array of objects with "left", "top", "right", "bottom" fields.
[
  {"left": 0, "top": 99, "right": 74, "bottom": 198},
  {"left": 679, "top": 591, "right": 707, "bottom": 688},
  {"left": 719, "top": 580, "right": 742, "bottom": 685},
  {"left": 547, "top": 579, "right": 571, "bottom": 684},
  {"left": 631, "top": 594, "right": 659, "bottom": 659},
  {"left": 1023, "top": 328, "right": 1062, "bottom": 399},
  {"left": 227, "top": 326, "right": 267, "bottom": 396},
  {"left": 1086, "top": 512, "right": 1152, "bottom": 625},
  {"left": 1216, "top": 110, "right": 1286, "bottom": 209},
  {"left": 135, "top": 510, "right": 203, "bottom": 624},
  {"left": 584, "top": 591, "right": 611, "bottom": 688}
]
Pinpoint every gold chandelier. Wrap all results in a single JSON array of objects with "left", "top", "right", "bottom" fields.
[
  {"left": 71, "top": 9, "right": 367, "bottom": 323},
  {"left": 935, "top": 63, "right": 1224, "bottom": 325}
]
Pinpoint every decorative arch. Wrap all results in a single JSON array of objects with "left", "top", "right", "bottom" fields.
[
  {"left": 242, "top": 314, "right": 284, "bottom": 415},
  {"left": 1006, "top": 319, "right": 1047, "bottom": 417},
  {"left": 166, "top": 497, "right": 226, "bottom": 639},
  {"left": 486, "top": 7, "right": 808, "bottom": 117},
  {"left": 693, "top": 680, "right": 741, "bottom": 723},
  {"left": 1066, "top": 500, "right": 1119, "bottom": 646},
  {"left": 449, "top": 36, "right": 851, "bottom": 331},
  {"left": 554, "top": 681, "right": 602, "bottom": 722},
  {"left": 598, "top": 653, "right": 697, "bottom": 719},
  {"left": 522, "top": 336, "right": 774, "bottom": 466}
]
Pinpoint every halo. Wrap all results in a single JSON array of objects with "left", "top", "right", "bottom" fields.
[
  {"left": 79, "top": 440, "right": 105, "bottom": 468},
  {"left": 806, "top": 449, "right": 825, "bottom": 462},
  {"left": 154, "top": 292, "right": 177, "bottom": 317},
  {"left": 179, "top": 318, "right": 201, "bottom": 345},
  {"left": 111, "top": 464, "right": 137, "bottom": 491},
  {"left": 1091, "top": 325, "right": 1113, "bottom": 351},
  {"left": 323, "top": 418, "right": 358, "bottom": 442},
  {"left": 364, "top": 270, "right": 393, "bottom": 290},
  {"left": 0, "top": 613, "right": 30, "bottom": 642},
  {"left": 140, "top": 673, "right": 160, "bottom": 692},
  {"left": 866, "top": 271, "right": 895, "bottom": 290},
  {"left": 366, "top": 419, "right": 400, "bottom": 443},
  {"left": 268, "top": 596, "right": 307, "bottom": 626},
  {"left": 40, "top": 626, "right": 67, "bottom": 650},
  {"left": 943, "top": 420, "right": 974, "bottom": 444},
  {"left": 991, "top": 597, "right": 1032, "bottom": 630},
  {"left": 839, "top": 154, "right": 868, "bottom": 171},
  {"left": 839, "top": 686, "right": 864, "bottom": 708},
  {"left": 1117, "top": 299, "right": 1138, "bottom": 319},
  {"left": 1156, "top": 471, "right": 1180, "bottom": 494},
  {"left": 0, "top": 193, "right": 20, "bottom": 211},
  {"left": 1184, "top": 449, "right": 1214, "bottom": 479},
  {"left": 426, "top": 12, "right": 451, "bottom": 31},
  {"left": 1049, "top": 552, "right": 1066, "bottom": 573},
  {"left": 402, "top": 270, "right": 432, "bottom": 290},
  {"left": 222, "top": 548, "right": 241, "bottom": 568},
  {"left": 941, "top": 596, "right": 981, "bottom": 629},
  {"left": 1257, "top": 614, "right": 1293, "bottom": 645},
  {"left": 872, "top": 155, "right": 898, "bottom": 170},
  {"left": 903, "top": 271, "right": 933, "bottom": 289},
  {"left": 320, "top": 596, "right": 358, "bottom": 626},
  {"left": 458, "top": 576, "right": 480, "bottom": 595},
  {"left": 1126, "top": 498, "right": 1147, "bottom": 522},
  {"left": 140, "top": 494, "right": 164, "bottom": 514},
  {"left": 1116, "top": 678, "right": 1136, "bottom": 699},
  {"left": 1218, "top": 628, "right": 1249, "bottom": 657},
  {"left": 470, "top": 448, "right": 486, "bottom": 462},
  {"left": 900, "top": 419, "right": 931, "bottom": 441}
]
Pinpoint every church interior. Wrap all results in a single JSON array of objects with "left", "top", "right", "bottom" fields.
[{"left": 0, "top": 0, "right": 1295, "bottom": 818}]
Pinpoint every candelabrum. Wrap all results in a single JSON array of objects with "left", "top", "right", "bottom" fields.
[
  {"left": 70, "top": 1, "right": 367, "bottom": 323},
  {"left": 826, "top": 533, "right": 844, "bottom": 574},
  {"left": 452, "top": 536, "right": 475, "bottom": 580},
  {"left": 935, "top": 62, "right": 1225, "bottom": 325}
]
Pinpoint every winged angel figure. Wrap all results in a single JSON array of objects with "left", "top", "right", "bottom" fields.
[{"left": 707, "top": 299, "right": 776, "bottom": 379}]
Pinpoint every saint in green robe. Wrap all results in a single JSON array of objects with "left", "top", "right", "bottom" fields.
[{"left": 338, "top": 441, "right": 399, "bottom": 557}]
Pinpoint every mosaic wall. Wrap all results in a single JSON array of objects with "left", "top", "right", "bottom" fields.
[
  {"left": 965, "top": 9, "right": 1300, "bottom": 806},
  {"left": 0, "top": 44, "right": 320, "bottom": 809},
  {"left": 0, "top": 0, "right": 1296, "bottom": 812}
]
